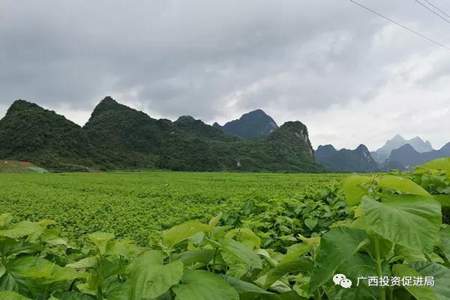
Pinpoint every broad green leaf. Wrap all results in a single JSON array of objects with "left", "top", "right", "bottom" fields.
[
  {"left": 105, "top": 280, "right": 130, "bottom": 300},
  {"left": 225, "top": 228, "right": 261, "bottom": 249},
  {"left": 0, "top": 291, "right": 30, "bottom": 300},
  {"left": 395, "top": 244, "right": 427, "bottom": 263},
  {"left": 66, "top": 256, "right": 97, "bottom": 269},
  {"left": 310, "top": 227, "right": 368, "bottom": 291},
  {"left": 378, "top": 175, "right": 430, "bottom": 196},
  {"left": 412, "top": 262, "right": 450, "bottom": 300},
  {"left": 175, "top": 249, "right": 215, "bottom": 266},
  {"left": 162, "top": 220, "right": 211, "bottom": 248},
  {"left": 221, "top": 238, "right": 262, "bottom": 277},
  {"left": 393, "top": 264, "right": 437, "bottom": 300},
  {"left": 224, "top": 276, "right": 273, "bottom": 295},
  {"left": 128, "top": 251, "right": 183, "bottom": 300},
  {"left": 173, "top": 270, "right": 238, "bottom": 300},
  {"left": 304, "top": 218, "right": 318, "bottom": 230},
  {"left": 360, "top": 195, "right": 441, "bottom": 252},
  {"left": 88, "top": 232, "right": 115, "bottom": 255},
  {"left": 257, "top": 257, "right": 312, "bottom": 288},
  {"left": 106, "top": 239, "right": 141, "bottom": 258},
  {"left": 9, "top": 256, "right": 82, "bottom": 284},
  {"left": 336, "top": 252, "right": 376, "bottom": 281},
  {"left": 269, "top": 281, "right": 294, "bottom": 294},
  {"left": 364, "top": 234, "right": 394, "bottom": 262},
  {"left": 342, "top": 176, "right": 372, "bottom": 206},
  {"left": 280, "top": 242, "right": 315, "bottom": 265},
  {"left": 0, "top": 221, "right": 44, "bottom": 239},
  {"left": 189, "top": 232, "right": 204, "bottom": 245},
  {"left": 41, "top": 229, "right": 69, "bottom": 247}
]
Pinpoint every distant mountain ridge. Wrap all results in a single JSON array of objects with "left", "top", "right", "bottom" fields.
[
  {"left": 370, "top": 134, "right": 450, "bottom": 170},
  {"left": 1, "top": 99, "right": 446, "bottom": 173},
  {"left": 0, "top": 98, "right": 321, "bottom": 172},
  {"left": 316, "top": 144, "right": 379, "bottom": 172},
  {"left": 372, "top": 134, "right": 433, "bottom": 163},
  {"left": 385, "top": 142, "right": 450, "bottom": 170}
]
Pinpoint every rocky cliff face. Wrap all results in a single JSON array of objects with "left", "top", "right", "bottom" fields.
[{"left": 268, "top": 121, "right": 315, "bottom": 160}]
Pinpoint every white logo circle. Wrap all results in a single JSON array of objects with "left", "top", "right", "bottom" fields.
[{"left": 333, "top": 274, "right": 352, "bottom": 288}]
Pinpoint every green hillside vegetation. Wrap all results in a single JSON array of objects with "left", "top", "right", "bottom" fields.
[
  {"left": 0, "top": 97, "right": 322, "bottom": 172},
  {"left": 316, "top": 144, "right": 379, "bottom": 172},
  {"left": 174, "top": 115, "right": 236, "bottom": 141},
  {"left": 83, "top": 97, "right": 170, "bottom": 169},
  {"left": 0, "top": 101, "right": 98, "bottom": 172},
  {"left": 219, "top": 109, "right": 279, "bottom": 138}
]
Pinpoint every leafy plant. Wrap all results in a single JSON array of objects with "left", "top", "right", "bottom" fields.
[
  {"left": 222, "top": 185, "right": 350, "bottom": 251},
  {"left": 0, "top": 160, "right": 449, "bottom": 299},
  {"left": 315, "top": 172, "right": 448, "bottom": 300},
  {"left": 412, "top": 157, "right": 450, "bottom": 224}
]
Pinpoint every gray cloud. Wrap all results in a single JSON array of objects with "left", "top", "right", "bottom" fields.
[{"left": 1, "top": 0, "right": 449, "bottom": 149}]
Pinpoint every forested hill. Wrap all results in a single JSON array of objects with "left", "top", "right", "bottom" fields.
[
  {"left": 0, "top": 97, "right": 321, "bottom": 172},
  {"left": 216, "top": 109, "right": 279, "bottom": 139},
  {"left": 315, "top": 144, "right": 379, "bottom": 172}
]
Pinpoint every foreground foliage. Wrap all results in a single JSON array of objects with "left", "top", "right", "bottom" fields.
[{"left": 0, "top": 159, "right": 449, "bottom": 299}]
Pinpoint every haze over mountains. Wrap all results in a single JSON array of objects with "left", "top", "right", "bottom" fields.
[
  {"left": 371, "top": 135, "right": 433, "bottom": 163},
  {"left": 0, "top": 97, "right": 447, "bottom": 173},
  {"left": 317, "top": 135, "right": 449, "bottom": 172},
  {"left": 386, "top": 143, "right": 450, "bottom": 170}
]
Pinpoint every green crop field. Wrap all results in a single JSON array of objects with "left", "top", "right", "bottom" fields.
[
  {"left": 0, "top": 171, "right": 344, "bottom": 244},
  {"left": 0, "top": 160, "right": 449, "bottom": 300}
]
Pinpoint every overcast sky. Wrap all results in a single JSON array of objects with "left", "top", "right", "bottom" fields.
[{"left": 1, "top": 0, "right": 450, "bottom": 150}]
